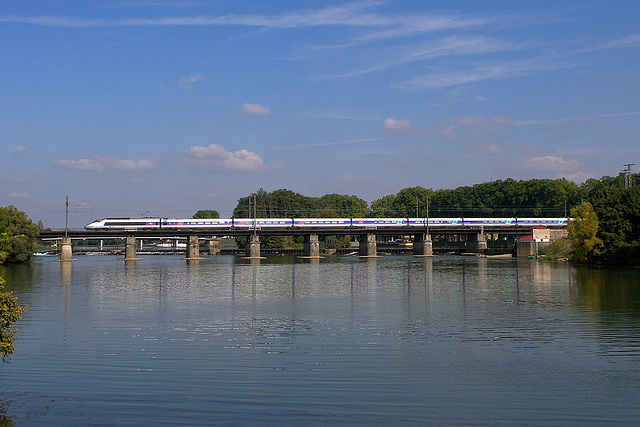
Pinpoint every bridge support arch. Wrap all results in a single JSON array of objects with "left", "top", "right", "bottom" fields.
[{"left": 358, "top": 233, "right": 377, "bottom": 257}]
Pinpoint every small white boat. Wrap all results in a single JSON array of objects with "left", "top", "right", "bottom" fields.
[{"left": 33, "top": 250, "right": 54, "bottom": 256}]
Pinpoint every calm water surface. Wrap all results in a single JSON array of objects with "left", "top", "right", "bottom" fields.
[{"left": 2, "top": 255, "right": 640, "bottom": 425}]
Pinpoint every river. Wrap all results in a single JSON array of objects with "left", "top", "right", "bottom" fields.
[{"left": 2, "top": 254, "right": 640, "bottom": 425}]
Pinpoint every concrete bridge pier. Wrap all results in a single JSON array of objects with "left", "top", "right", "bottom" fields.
[
  {"left": 358, "top": 233, "right": 377, "bottom": 257},
  {"left": 302, "top": 233, "right": 321, "bottom": 258},
  {"left": 208, "top": 239, "right": 220, "bottom": 256},
  {"left": 58, "top": 236, "right": 77, "bottom": 262},
  {"left": 465, "top": 229, "right": 488, "bottom": 255},
  {"left": 413, "top": 233, "right": 434, "bottom": 256},
  {"left": 121, "top": 235, "right": 142, "bottom": 261},
  {"left": 185, "top": 235, "right": 203, "bottom": 260},
  {"left": 245, "top": 234, "right": 262, "bottom": 258}
]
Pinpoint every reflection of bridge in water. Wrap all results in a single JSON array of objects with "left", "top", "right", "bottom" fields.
[{"left": 41, "top": 220, "right": 567, "bottom": 261}]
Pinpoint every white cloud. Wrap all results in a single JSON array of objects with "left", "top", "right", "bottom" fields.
[
  {"left": 178, "top": 74, "right": 204, "bottom": 90},
  {"left": 382, "top": 117, "right": 412, "bottom": 132},
  {"left": 521, "top": 156, "right": 583, "bottom": 174},
  {"left": 55, "top": 156, "right": 157, "bottom": 174},
  {"left": 241, "top": 103, "right": 271, "bottom": 116},
  {"left": 11, "top": 145, "right": 27, "bottom": 153},
  {"left": 184, "top": 143, "right": 279, "bottom": 173}
]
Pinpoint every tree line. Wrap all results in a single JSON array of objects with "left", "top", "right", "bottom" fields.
[
  {"left": 228, "top": 179, "right": 583, "bottom": 220},
  {"left": 223, "top": 176, "right": 638, "bottom": 265}
]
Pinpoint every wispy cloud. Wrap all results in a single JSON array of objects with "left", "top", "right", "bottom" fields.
[
  {"left": 241, "top": 103, "right": 271, "bottom": 116},
  {"left": 0, "top": 2, "right": 524, "bottom": 35},
  {"left": 321, "top": 35, "right": 524, "bottom": 79},
  {"left": 268, "top": 137, "right": 384, "bottom": 151},
  {"left": 515, "top": 111, "right": 640, "bottom": 125},
  {"left": 574, "top": 33, "right": 640, "bottom": 53},
  {"left": 0, "top": 2, "right": 388, "bottom": 29},
  {"left": 454, "top": 116, "right": 511, "bottom": 127},
  {"left": 382, "top": 115, "right": 510, "bottom": 139},
  {"left": 178, "top": 74, "right": 205, "bottom": 90},
  {"left": 382, "top": 117, "right": 458, "bottom": 138},
  {"left": 396, "top": 56, "right": 579, "bottom": 90},
  {"left": 5, "top": 177, "right": 27, "bottom": 184},
  {"left": 55, "top": 156, "right": 157, "bottom": 174}
]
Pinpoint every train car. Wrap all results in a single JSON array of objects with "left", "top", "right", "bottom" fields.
[
  {"left": 232, "top": 218, "right": 293, "bottom": 228},
  {"left": 162, "top": 218, "right": 233, "bottom": 228},
  {"left": 256, "top": 218, "right": 293, "bottom": 227},
  {"left": 516, "top": 218, "right": 568, "bottom": 227},
  {"left": 294, "top": 218, "right": 352, "bottom": 227},
  {"left": 462, "top": 218, "right": 516, "bottom": 227},
  {"left": 85, "top": 218, "right": 161, "bottom": 230},
  {"left": 407, "top": 218, "right": 462, "bottom": 227},
  {"left": 351, "top": 218, "right": 407, "bottom": 227}
]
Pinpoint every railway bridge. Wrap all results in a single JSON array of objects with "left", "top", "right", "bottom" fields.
[{"left": 40, "top": 221, "right": 565, "bottom": 261}]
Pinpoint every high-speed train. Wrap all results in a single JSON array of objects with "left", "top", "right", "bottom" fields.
[{"left": 85, "top": 217, "right": 568, "bottom": 230}]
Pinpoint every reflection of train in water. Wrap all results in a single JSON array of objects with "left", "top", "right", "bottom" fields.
[{"left": 85, "top": 217, "right": 569, "bottom": 230}]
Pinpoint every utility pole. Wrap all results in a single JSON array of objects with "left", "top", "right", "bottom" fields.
[
  {"left": 426, "top": 195, "right": 430, "bottom": 236},
  {"left": 65, "top": 195, "right": 69, "bottom": 238},
  {"left": 623, "top": 163, "right": 635, "bottom": 189},
  {"left": 253, "top": 194, "right": 257, "bottom": 236}
]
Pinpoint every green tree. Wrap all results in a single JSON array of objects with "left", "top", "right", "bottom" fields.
[
  {"left": 567, "top": 202, "right": 603, "bottom": 263},
  {"left": 0, "top": 206, "right": 40, "bottom": 263},
  {"left": 370, "top": 179, "right": 584, "bottom": 219},
  {"left": 370, "top": 194, "right": 397, "bottom": 217},
  {"left": 233, "top": 189, "right": 369, "bottom": 218},
  {"left": 582, "top": 173, "right": 640, "bottom": 265},
  {"left": 0, "top": 276, "right": 26, "bottom": 362},
  {"left": 193, "top": 209, "right": 220, "bottom": 219},
  {"left": 318, "top": 194, "right": 370, "bottom": 217}
]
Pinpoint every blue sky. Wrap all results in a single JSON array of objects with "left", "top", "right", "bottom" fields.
[{"left": 2, "top": 1, "right": 639, "bottom": 228}]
